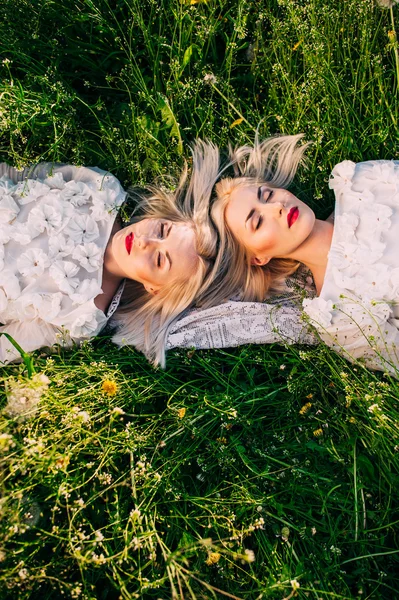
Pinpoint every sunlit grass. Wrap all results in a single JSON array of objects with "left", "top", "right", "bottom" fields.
[{"left": 1, "top": 0, "right": 399, "bottom": 598}]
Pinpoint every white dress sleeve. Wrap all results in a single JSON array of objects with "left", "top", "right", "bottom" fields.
[
  {"left": 0, "top": 319, "right": 60, "bottom": 364},
  {"left": 167, "top": 300, "right": 318, "bottom": 350}
]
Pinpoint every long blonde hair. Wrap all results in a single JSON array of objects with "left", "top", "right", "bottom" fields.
[
  {"left": 209, "top": 133, "right": 311, "bottom": 302},
  {"left": 112, "top": 142, "right": 222, "bottom": 367}
]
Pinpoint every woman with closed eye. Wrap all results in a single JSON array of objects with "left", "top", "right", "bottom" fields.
[
  {"left": 185, "top": 134, "right": 399, "bottom": 377},
  {"left": 0, "top": 161, "right": 218, "bottom": 367}
]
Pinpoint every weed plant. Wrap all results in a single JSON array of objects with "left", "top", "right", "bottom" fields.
[{"left": 1, "top": 0, "right": 399, "bottom": 598}]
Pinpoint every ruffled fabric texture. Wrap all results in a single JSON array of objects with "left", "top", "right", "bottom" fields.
[
  {"left": 303, "top": 160, "right": 399, "bottom": 376},
  {"left": 0, "top": 164, "right": 126, "bottom": 363}
]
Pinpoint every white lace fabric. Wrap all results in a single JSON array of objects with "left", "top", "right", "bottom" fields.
[
  {"left": 0, "top": 163, "right": 126, "bottom": 364},
  {"left": 167, "top": 265, "right": 318, "bottom": 350},
  {"left": 303, "top": 160, "right": 399, "bottom": 376}
]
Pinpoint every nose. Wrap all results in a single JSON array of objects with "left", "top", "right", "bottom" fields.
[
  {"left": 136, "top": 235, "right": 157, "bottom": 250},
  {"left": 265, "top": 201, "right": 284, "bottom": 217}
]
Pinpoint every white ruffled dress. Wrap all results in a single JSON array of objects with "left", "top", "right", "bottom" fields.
[
  {"left": 0, "top": 163, "right": 126, "bottom": 364},
  {"left": 303, "top": 160, "right": 399, "bottom": 376}
]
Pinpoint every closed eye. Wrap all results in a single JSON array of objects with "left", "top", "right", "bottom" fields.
[
  {"left": 157, "top": 251, "right": 163, "bottom": 267},
  {"left": 258, "top": 186, "right": 273, "bottom": 203},
  {"left": 255, "top": 214, "right": 263, "bottom": 231},
  {"left": 159, "top": 222, "right": 165, "bottom": 238}
]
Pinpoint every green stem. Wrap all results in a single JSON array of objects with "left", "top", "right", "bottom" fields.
[
  {"left": 0, "top": 333, "right": 36, "bottom": 377},
  {"left": 390, "top": 7, "right": 399, "bottom": 92}
]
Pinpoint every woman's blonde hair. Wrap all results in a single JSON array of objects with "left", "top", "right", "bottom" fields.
[
  {"left": 209, "top": 133, "right": 311, "bottom": 302},
  {"left": 112, "top": 141, "right": 222, "bottom": 367}
]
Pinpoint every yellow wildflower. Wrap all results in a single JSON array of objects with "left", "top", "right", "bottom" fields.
[
  {"left": 178, "top": 407, "right": 186, "bottom": 419},
  {"left": 206, "top": 552, "right": 221, "bottom": 565},
  {"left": 299, "top": 402, "right": 312, "bottom": 415},
  {"left": 102, "top": 380, "right": 118, "bottom": 396},
  {"left": 313, "top": 428, "right": 323, "bottom": 437},
  {"left": 292, "top": 39, "right": 303, "bottom": 51},
  {"left": 230, "top": 117, "right": 244, "bottom": 128}
]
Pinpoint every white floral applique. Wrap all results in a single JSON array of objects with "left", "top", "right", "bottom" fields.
[
  {"left": 13, "top": 222, "right": 41, "bottom": 246},
  {"left": 0, "top": 288, "right": 7, "bottom": 313},
  {"left": 388, "top": 268, "right": 399, "bottom": 299},
  {"left": 28, "top": 197, "right": 66, "bottom": 235},
  {"left": 0, "top": 223, "right": 13, "bottom": 245},
  {"left": 343, "top": 297, "right": 391, "bottom": 328},
  {"left": 334, "top": 213, "right": 359, "bottom": 243},
  {"left": 357, "top": 203, "right": 393, "bottom": 242},
  {"left": 48, "top": 234, "right": 75, "bottom": 259},
  {"left": 49, "top": 260, "right": 80, "bottom": 295},
  {"left": 63, "top": 213, "right": 99, "bottom": 243},
  {"left": 13, "top": 179, "right": 50, "bottom": 205},
  {"left": 61, "top": 180, "right": 92, "bottom": 207},
  {"left": 91, "top": 187, "right": 124, "bottom": 222},
  {"left": 70, "top": 279, "right": 102, "bottom": 304},
  {"left": 0, "top": 193, "right": 20, "bottom": 224},
  {"left": 72, "top": 242, "right": 103, "bottom": 272},
  {"left": 0, "top": 269, "right": 21, "bottom": 300},
  {"left": 44, "top": 172, "right": 65, "bottom": 190},
  {"left": 329, "top": 160, "right": 356, "bottom": 193},
  {"left": 303, "top": 297, "right": 334, "bottom": 329},
  {"left": 0, "top": 176, "right": 15, "bottom": 192},
  {"left": 17, "top": 292, "right": 63, "bottom": 321},
  {"left": 70, "top": 312, "right": 99, "bottom": 338},
  {"left": 17, "top": 248, "right": 50, "bottom": 277}
]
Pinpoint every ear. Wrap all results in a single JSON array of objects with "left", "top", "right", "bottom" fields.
[
  {"left": 250, "top": 255, "right": 271, "bottom": 266},
  {"left": 144, "top": 284, "right": 160, "bottom": 295}
]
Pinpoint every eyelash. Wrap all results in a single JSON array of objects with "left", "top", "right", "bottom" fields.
[
  {"left": 157, "top": 251, "right": 162, "bottom": 268},
  {"left": 159, "top": 223, "right": 165, "bottom": 238},
  {"left": 255, "top": 189, "right": 273, "bottom": 230}
]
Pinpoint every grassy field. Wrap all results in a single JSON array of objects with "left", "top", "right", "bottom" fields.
[{"left": 1, "top": 0, "right": 399, "bottom": 598}]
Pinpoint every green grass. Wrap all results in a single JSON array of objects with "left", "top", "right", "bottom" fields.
[{"left": 1, "top": 0, "right": 399, "bottom": 598}]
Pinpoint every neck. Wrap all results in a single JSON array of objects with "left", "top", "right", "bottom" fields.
[{"left": 285, "top": 219, "right": 334, "bottom": 294}]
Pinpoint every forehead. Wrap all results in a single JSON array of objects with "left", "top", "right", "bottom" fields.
[
  {"left": 167, "top": 222, "right": 198, "bottom": 277},
  {"left": 225, "top": 185, "right": 257, "bottom": 225}
]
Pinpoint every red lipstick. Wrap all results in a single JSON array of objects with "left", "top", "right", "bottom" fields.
[
  {"left": 125, "top": 232, "right": 134, "bottom": 254},
  {"left": 287, "top": 207, "right": 299, "bottom": 228}
]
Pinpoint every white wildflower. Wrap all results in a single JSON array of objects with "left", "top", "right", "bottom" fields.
[
  {"left": 376, "top": 0, "right": 398, "bottom": 7},
  {"left": 4, "top": 373, "right": 50, "bottom": 420},
  {"left": 243, "top": 549, "right": 255, "bottom": 563},
  {"left": 204, "top": 73, "right": 217, "bottom": 84}
]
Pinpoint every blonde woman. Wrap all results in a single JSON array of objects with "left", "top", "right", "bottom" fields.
[
  {"left": 0, "top": 161, "right": 217, "bottom": 367},
  {"left": 206, "top": 135, "right": 399, "bottom": 376}
]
